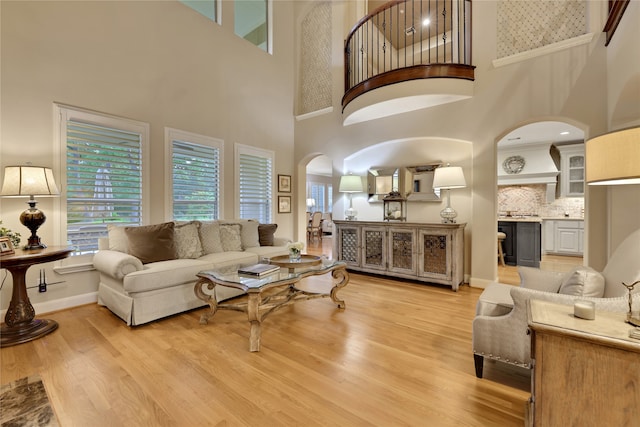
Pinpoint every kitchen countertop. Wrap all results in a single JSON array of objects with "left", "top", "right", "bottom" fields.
[{"left": 498, "top": 217, "right": 584, "bottom": 223}]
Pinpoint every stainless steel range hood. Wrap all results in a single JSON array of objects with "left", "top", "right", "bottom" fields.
[{"left": 498, "top": 142, "right": 559, "bottom": 201}]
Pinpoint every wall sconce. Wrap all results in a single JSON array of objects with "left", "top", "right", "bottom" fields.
[
  {"left": 586, "top": 126, "right": 640, "bottom": 326},
  {"left": 339, "top": 174, "right": 363, "bottom": 220},
  {"left": 432, "top": 164, "right": 466, "bottom": 223},
  {"left": 0, "top": 165, "right": 60, "bottom": 249}
]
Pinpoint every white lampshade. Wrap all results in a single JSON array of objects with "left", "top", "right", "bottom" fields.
[
  {"left": 306, "top": 198, "right": 315, "bottom": 208},
  {"left": 586, "top": 127, "right": 640, "bottom": 185},
  {"left": 339, "top": 175, "right": 363, "bottom": 193},
  {"left": 432, "top": 166, "right": 466, "bottom": 190},
  {"left": 1, "top": 166, "right": 60, "bottom": 196}
]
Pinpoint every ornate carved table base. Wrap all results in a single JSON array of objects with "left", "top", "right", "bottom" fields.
[
  {"left": 1, "top": 246, "right": 72, "bottom": 348},
  {"left": 195, "top": 263, "right": 349, "bottom": 352}
]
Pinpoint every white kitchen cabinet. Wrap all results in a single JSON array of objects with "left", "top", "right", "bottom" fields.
[
  {"left": 543, "top": 219, "right": 584, "bottom": 255},
  {"left": 557, "top": 144, "right": 585, "bottom": 197}
]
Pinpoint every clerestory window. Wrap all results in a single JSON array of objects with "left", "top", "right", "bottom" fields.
[{"left": 234, "top": 0, "right": 270, "bottom": 52}]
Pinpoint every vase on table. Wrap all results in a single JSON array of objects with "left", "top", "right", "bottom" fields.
[{"left": 289, "top": 248, "right": 301, "bottom": 262}]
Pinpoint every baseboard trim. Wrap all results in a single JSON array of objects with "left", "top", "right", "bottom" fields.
[{"left": 0, "top": 292, "right": 98, "bottom": 319}]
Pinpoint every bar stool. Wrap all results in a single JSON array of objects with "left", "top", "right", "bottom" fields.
[{"left": 497, "top": 232, "right": 506, "bottom": 266}]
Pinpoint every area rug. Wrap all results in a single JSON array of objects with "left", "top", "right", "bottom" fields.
[{"left": 0, "top": 374, "right": 59, "bottom": 427}]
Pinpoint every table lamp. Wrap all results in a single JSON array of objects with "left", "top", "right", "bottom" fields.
[
  {"left": 1, "top": 165, "right": 60, "bottom": 249},
  {"left": 339, "top": 174, "right": 363, "bottom": 220},
  {"left": 586, "top": 126, "right": 640, "bottom": 325},
  {"left": 432, "top": 164, "right": 466, "bottom": 223},
  {"left": 306, "top": 198, "right": 316, "bottom": 212}
]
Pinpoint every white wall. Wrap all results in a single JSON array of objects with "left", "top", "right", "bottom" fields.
[
  {"left": 0, "top": 1, "right": 295, "bottom": 312},
  {"left": 294, "top": 0, "right": 639, "bottom": 287}
]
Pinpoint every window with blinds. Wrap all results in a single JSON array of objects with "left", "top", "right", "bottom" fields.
[
  {"left": 238, "top": 149, "right": 273, "bottom": 223},
  {"left": 172, "top": 139, "right": 221, "bottom": 221},
  {"left": 66, "top": 120, "right": 143, "bottom": 254}
]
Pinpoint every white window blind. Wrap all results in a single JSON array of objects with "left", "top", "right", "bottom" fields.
[
  {"left": 66, "top": 120, "right": 142, "bottom": 254},
  {"left": 238, "top": 152, "right": 272, "bottom": 223},
  {"left": 172, "top": 140, "right": 220, "bottom": 221}
]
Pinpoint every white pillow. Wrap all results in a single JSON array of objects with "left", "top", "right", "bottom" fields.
[
  {"left": 107, "top": 224, "right": 129, "bottom": 253},
  {"left": 199, "top": 221, "right": 223, "bottom": 254},
  {"left": 559, "top": 266, "right": 605, "bottom": 298},
  {"left": 219, "top": 223, "right": 242, "bottom": 251},
  {"left": 518, "top": 267, "right": 565, "bottom": 293},
  {"left": 174, "top": 221, "right": 203, "bottom": 259}
]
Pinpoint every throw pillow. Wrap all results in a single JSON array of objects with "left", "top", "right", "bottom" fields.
[
  {"left": 107, "top": 224, "right": 129, "bottom": 253},
  {"left": 220, "top": 219, "right": 260, "bottom": 249},
  {"left": 199, "top": 221, "right": 223, "bottom": 254},
  {"left": 219, "top": 223, "right": 242, "bottom": 251},
  {"left": 559, "top": 266, "right": 605, "bottom": 297},
  {"left": 174, "top": 221, "right": 203, "bottom": 259},
  {"left": 125, "top": 222, "right": 177, "bottom": 264},
  {"left": 258, "top": 223, "right": 278, "bottom": 246}
]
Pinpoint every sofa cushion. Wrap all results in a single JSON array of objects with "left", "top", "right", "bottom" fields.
[
  {"left": 219, "top": 223, "right": 242, "bottom": 251},
  {"left": 108, "top": 224, "right": 129, "bottom": 253},
  {"left": 125, "top": 222, "right": 177, "bottom": 264},
  {"left": 123, "top": 258, "right": 210, "bottom": 293},
  {"left": 475, "top": 282, "right": 515, "bottom": 316},
  {"left": 258, "top": 223, "right": 278, "bottom": 246},
  {"left": 245, "top": 245, "right": 289, "bottom": 259},
  {"left": 198, "top": 251, "right": 258, "bottom": 269},
  {"left": 199, "top": 221, "right": 223, "bottom": 254},
  {"left": 220, "top": 219, "right": 259, "bottom": 249},
  {"left": 174, "top": 221, "right": 203, "bottom": 259},
  {"left": 559, "top": 266, "right": 605, "bottom": 298}
]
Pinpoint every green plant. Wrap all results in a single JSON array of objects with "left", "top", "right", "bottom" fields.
[{"left": 0, "top": 220, "right": 21, "bottom": 248}]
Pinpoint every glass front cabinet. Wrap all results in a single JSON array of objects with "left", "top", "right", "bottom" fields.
[{"left": 333, "top": 220, "right": 465, "bottom": 291}]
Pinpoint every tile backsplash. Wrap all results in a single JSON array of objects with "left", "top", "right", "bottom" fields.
[{"left": 498, "top": 185, "right": 584, "bottom": 217}]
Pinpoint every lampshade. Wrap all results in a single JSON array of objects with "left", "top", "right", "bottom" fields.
[
  {"left": 1, "top": 166, "right": 60, "bottom": 196},
  {"left": 339, "top": 175, "right": 363, "bottom": 193},
  {"left": 432, "top": 166, "right": 466, "bottom": 190},
  {"left": 586, "top": 127, "right": 640, "bottom": 185},
  {"left": 306, "top": 198, "right": 315, "bottom": 207}
]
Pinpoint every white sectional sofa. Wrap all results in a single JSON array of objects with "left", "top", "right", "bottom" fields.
[{"left": 92, "top": 220, "right": 291, "bottom": 326}]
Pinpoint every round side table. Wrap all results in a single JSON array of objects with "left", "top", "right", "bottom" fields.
[{"left": 1, "top": 246, "right": 73, "bottom": 347}]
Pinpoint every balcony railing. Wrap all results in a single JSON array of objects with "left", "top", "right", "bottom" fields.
[{"left": 343, "top": 0, "right": 474, "bottom": 110}]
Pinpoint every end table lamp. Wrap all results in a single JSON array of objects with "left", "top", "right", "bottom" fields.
[
  {"left": 586, "top": 126, "right": 640, "bottom": 326},
  {"left": 339, "top": 174, "right": 363, "bottom": 221},
  {"left": 1, "top": 165, "right": 60, "bottom": 249},
  {"left": 432, "top": 164, "right": 466, "bottom": 223}
]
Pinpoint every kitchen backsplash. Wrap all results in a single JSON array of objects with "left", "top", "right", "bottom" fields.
[{"left": 498, "top": 185, "right": 584, "bottom": 217}]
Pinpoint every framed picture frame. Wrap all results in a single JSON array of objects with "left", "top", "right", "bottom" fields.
[
  {"left": 278, "top": 195, "right": 292, "bottom": 213},
  {"left": 0, "top": 236, "right": 15, "bottom": 255},
  {"left": 278, "top": 174, "right": 291, "bottom": 193}
]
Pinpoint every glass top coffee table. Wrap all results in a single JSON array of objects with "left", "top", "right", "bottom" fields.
[{"left": 194, "top": 258, "right": 349, "bottom": 352}]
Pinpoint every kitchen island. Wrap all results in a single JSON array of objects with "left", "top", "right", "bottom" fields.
[{"left": 497, "top": 217, "right": 541, "bottom": 267}]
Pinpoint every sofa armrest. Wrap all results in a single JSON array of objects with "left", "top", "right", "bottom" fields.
[
  {"left": 93, "top": 250, "right": 143, "bottom": 280},
  {"left": 273, "top": 237, "right": 292, "bottom": 247},
  {"left": 518, "top": 266, "right": 567, "bottom": 293}
]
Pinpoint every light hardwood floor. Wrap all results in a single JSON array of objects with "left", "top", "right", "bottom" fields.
[{"left": 1, "top": 236, "right": 531, "bottom": 426}]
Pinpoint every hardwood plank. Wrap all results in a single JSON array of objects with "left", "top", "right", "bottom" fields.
[{"left": 1, "top": 238, "right": 530, "bottom": 426}]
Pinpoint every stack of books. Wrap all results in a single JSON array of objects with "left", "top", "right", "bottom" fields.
[{"left": 238, "top": 263, "right": 280, "bottom": 277}]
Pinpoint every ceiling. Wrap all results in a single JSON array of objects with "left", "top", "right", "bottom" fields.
[
  {"left": 368, "top": 0, "right": 452, "bottom": 51},
  {"left": 497, "top": 121, "right": 584, "bottom": 148}
]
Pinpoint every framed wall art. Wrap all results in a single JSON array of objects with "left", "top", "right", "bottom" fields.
[
  {"left": 0, "top": 236, "right": 15, "bottom": 255},
  {"left": 278, "top": 174, "right": 291, "bottom": 193},
  {"left": 278, "top": 195, "right": 292, "bottom": 213}
]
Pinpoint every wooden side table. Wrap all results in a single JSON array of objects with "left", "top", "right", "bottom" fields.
[{"left": 1, "top": 246, "right": 73, "bottom": 347}]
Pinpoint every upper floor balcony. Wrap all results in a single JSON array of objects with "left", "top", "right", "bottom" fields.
[{"left": 343, "top": 0, "right": 475, "bottom": 125}]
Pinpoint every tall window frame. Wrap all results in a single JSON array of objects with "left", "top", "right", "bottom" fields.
[
  {"left": 165, "top": 128, "right": 224, "bottom": 221},
  {"left": 235, "top": 143, "right": 274, "bottom": 223},
  {"left": 55, "top": 104, "right": 150, "bottom": 257},
  {"left": 234, "top": 0, "right": 273, "bottom": 53}
]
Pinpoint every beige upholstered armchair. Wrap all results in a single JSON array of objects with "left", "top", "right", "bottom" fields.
[{"left": 472, "top": 228, "right": 640, "bottom": 378}]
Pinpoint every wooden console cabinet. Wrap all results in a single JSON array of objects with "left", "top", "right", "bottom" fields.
[
  {"left": 333, "top": 221, "right": 465, "bottom": 290},
  {"left": 527, "top": 299, "right": 640, "bottom": 426}
]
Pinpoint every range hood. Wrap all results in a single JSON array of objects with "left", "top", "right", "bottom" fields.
[{"left": 498, "top": 142, "right": 559, "bottom": 201}]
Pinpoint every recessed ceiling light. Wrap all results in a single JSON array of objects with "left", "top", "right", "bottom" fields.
[
  {"left": 560, "top": 131, "right": 570, "bottom": 135},
  {"left": 423, "top": 18, "right": 431, "bottom": 26}
]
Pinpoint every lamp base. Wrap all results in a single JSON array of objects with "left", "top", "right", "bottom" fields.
[
  {"left": 345, "top": 207, "right": 358, "bottom": 221},
  {"left": 20, "top": 200, "right": 47, "bottom": 250},
  {"left": 439, "top": 207, "right": 458, "bottom": 224}
]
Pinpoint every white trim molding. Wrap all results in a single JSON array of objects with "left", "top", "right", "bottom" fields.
[{"left": 492, "top": 33, "right": 596, "bottom": 68}]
